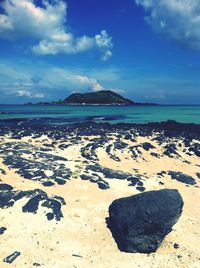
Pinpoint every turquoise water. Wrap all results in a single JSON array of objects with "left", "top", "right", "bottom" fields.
[{"left": 0, "top": 105, "right": 200, "bottom": 124}]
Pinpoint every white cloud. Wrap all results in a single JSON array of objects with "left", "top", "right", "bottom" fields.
[
  {"left": 0, "top": 60, "right": 124, "bottom": 101},
  {"left": 34, "top": 93, "right": 45, "bottom": 98},
  {"left": 74, "top": 75, "right": 104, "bottom": 92},
  {"left": 135, "top": 0, "right": 200, "bottom": 50},
  {"left": 32, "top": 30, "right": 112, "bottom": 59},
  {"left": 17, "top": 90, "right": 44, "bottom": 98},
  {"left": 0, "top": 0, "right": 113, "bottom": 60},
  {"left": 101, "top": 50, "right": 112, "bottom": 62},
  {"left": 17, "top": 90, "right": 31, "bottom": 97}
]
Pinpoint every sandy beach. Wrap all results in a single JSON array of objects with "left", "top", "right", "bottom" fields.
[{"left": 0, "top": 122, "right": 200, "bottom": 268}]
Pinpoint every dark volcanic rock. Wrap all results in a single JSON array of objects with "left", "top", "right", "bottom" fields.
[
  {"left": 136, "top": 186, "right": 145, "bottom": 192},
  {"left": 0, "top": 183, "right": 13, "bottom": 191},
  {"left": 0, "top": 142, "right": 72, "bottom": 186},
  {"left": 0, "top": 168, "right": 6, "bottom": 175},
  {"left": 3, "top": 251, "right": 21, "bottom": 264},
  {"left": 141, "top": 142, "right": 155, "bottom": 151},
  {"left": 107, "top": 189, "right": 183, "bottom": 253},
  {"left": 0, "top": 188, "right": 66, "bottom": 221},
  {"left": 80, "top": 173, "right": 110, "bottom": 190},
  {"left": 0, "top": 227, "right": 7, "bottom": 234},
  {"left": 86, "top": 164, "right": 131, "bottom": 180},
  {"left": 42, "top": 181, "right": 55, "bottom": 187},
  {"left": 33, "top": 263, "right": 41, "bottom": 266},
  {"left": 188, "top": 143, "right": 200, "bottom": 157},
  {"left": 174, "top": 243, "right": 180, "bottom": 249},
  {"left": 22, "top": 195, "right": 41, "bottom": 213},
  {"left": 168, "top": 171, "right": 196, "bottom": 185},
  {"left": 151, "top": 152, "right": 160, "bottom": 158},
  {"left": 163, "top": 143, "right": 179, "bottom": 158}
]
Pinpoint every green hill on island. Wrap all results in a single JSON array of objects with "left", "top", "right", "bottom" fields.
[
  {"left": 27, "top": 90, "right": 157, "bottom": 106},
  {"left": 58, "top": 90, "right": 134, "bottom": 105}
]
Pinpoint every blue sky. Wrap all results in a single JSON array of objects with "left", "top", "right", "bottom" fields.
[{"left": 0, "top": 0, "right": 200, "bottom": 104}]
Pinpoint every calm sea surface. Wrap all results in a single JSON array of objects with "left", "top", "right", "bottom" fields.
[{"left": 0, "top": 105, "right": 200, "bottom": 125}]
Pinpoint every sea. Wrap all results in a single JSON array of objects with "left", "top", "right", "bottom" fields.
[{"left": 0, "top": 104, "right": 200, "bottom": 126}]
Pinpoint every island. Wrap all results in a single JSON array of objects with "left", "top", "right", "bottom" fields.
[
  {"left": 25, "top": 90, "right": 157, "bottom": 106},
  {"left": 59, "top": 90, "right": 134, "bottom": 105}
]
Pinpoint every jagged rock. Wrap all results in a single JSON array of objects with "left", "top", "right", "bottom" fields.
[
  {"left": 42, "top": 181, "right": 55, "bottom": 187},
  {"left": 0, "top": 168, "right": 6, "bottom": 175},
  {"left": 0, "top": 183, "right": 13, "bottom": 191},
  {"left": 163, "top": 143, "right": 179, "bottom": 157},
  {"left": 174, "top": 243, "right": 180, "bottom": 249},
  {"left": 86, "top": 165, "right": 130, "bottom": 180},
  {"left": 141, "top": 142, "right": 155, "bottom": 151},
  {"left": 0, "top": 227, "right": 7, "bottom": 234},
  {"left": 0, "top": 188, "right": 65, "bottom": 221},
  {"left": 80, "top": 174, "right": 110, "bottom": 190},
  {"left": 0, "top": 142, "right": 72, "bottom": 186},
  {"left": 107, "top": 189, "right": 183, "bottom": 253},
  {"left": 33, "top": 263, "right": 41, "bottom": 266},
  {"left": 188, "top": 143, "right": 200, "bottom": 157},
  {"left": 151, "top": 152, "right": 160, "bottom": 158},
  {"left": 168, "top": 171, "right": 196, "bottom": 185},
  {"left": 3, "top": 251, "right": 21, "bottom": 263},
  {"left": 136, "top": 186, "right": 145, "bottom": 192}
]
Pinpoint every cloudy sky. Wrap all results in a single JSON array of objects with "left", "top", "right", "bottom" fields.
[{"left": 0, "top": 0, "right": 200, "bottom": 104}]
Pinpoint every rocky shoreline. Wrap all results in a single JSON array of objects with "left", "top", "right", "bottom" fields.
[{"left": 0, "top": 120, "right": 199, "bottom": 267}]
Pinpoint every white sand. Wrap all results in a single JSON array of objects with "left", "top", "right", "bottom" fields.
[{"left": 0, "top": 132, "right": 200, "bottom": 268}]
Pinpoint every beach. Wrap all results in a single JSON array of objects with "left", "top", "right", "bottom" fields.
[
  {"left": 1, "top": 0, "right": 200, "bottom": 266},
  {"left": 0, "top": 121, "right": 199, "bottom": 267}
]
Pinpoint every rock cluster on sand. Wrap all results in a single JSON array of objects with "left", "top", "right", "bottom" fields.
[
  {"left": 108, "top": 189, "right": 184, "bottom": 253},
  {"left": 0, "top": 186, "right": 66, "bottom": 221}
]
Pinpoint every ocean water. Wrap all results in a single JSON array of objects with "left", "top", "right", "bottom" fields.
[{"left": 0, "top": 104, "right": 200, "bottom": 125}]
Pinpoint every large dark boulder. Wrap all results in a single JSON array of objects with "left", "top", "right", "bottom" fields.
[{"left": 108, "top": 189, "right": 184, "bottom": 253}]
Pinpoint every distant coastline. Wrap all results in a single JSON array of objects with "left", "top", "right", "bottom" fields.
[
  {"left": 24, "top": 90, "right": 158, "bottom": 106},
  {"left": 24, "top": 102, "right": 158, "bottom": 106}
]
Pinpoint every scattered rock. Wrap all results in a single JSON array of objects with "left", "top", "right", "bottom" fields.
[
  {"left": 168, "top": 171, "right": 196, "bottom": 185},
  {"left": 174, "top": 243, "right": 180, "bottom": 249},
  {"left": 0, "top": 142, "right": 72, "bottom": 187},
  {"left": 141, "top": 142, "right": 155, "bottom": 151},
  {"left": 164, "top": 143, "right": 179, "bottom": 158},
  {"left": 46, "top": 212, "right": 54, "bottom": 221},
  {"left": 151, "top": 152, "right": 160, "bottom": 158},
  {"left": 107, "top": 189, "right": 184, "bottom": 253},
  {"left": 0, "top": 227, "right": 7, "bottom": 234},
  {"left": 72, "top": 254, "right": 83, "bottom": 258},
  {"left": 42, "top": 181, "right": 55, "bottom": 187},
  {"left": 80, "top": 173, "right": 110, "bottom": 190},
  {"left": 3, "top": 251, "right": 21, "bottom": 264},
  {"left": 0, "top": 183, "right": 13, "bottom": 191},
  {"left": 188, "top": 143, "right": 200, "bottom": 157},
  {"left": 136, "top": 186, "right": 145, "bottom": 192},
  {"left": 33, "top": 262, "right": 41, "bottom": 266},
  {"left": 157, "top": 171, "right": 167, "bottom": 177},
  {"left": 0, "top": 188, "right": 65, "bottom": 221},
  {"left": 0, "top": 168, "right": 6, "bottom": 175}
]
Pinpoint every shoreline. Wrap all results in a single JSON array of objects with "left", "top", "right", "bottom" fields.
[{"left": 0, "top": 119, "right": 200, "bottom": 135}]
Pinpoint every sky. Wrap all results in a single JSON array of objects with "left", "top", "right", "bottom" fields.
[{"left": 0, "top": 0, "right": 200, "bottom": 104}]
